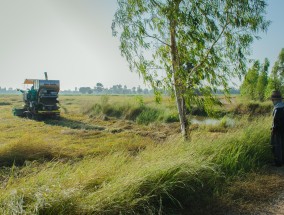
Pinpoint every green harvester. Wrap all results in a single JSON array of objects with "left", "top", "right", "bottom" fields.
[{"left": 13, "top": 72, "right": 60, "bottom": 120}]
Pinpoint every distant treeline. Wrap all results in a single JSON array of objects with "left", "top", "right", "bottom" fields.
[
  {"left": 64, "top": 83, "right": 239, "bottom": 95},
  {"left": 0, "top": 84, "right": 240, "bottom": 95},
  {"left": 76, "top": 83, "right": 154, "bottom": 95},
  {"left": 0, "top": 87, "right": 18, "bottom": 94}
]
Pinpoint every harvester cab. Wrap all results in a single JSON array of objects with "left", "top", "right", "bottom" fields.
[{"left": 13, "top": 72, "right": 60, "bottom": 119}]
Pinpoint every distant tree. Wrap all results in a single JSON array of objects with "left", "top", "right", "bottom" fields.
[
  {"left": 79, "top": 87, "right": 91, "bottom": 94},
  {"left": 266, "top": 48, "right": 284, "bottom": 97},
  {"left": 143, "top": 88, "right": 149, "bottom": 94},
  {"left": 256, "top": 58, "right": 269, "bottom": 101},
  {"left": 95, "top": 83, "right": 104, "bottom": 93},
  {"left": 132, "top": 87, "right": 136, "bottom": 94},
  {"left": 117, "top": 84, "right": 123, "bottom": 94},
  {"left": 111, "top": 85, "right": 118, "bottom": 94},
  {"left": 87, "top": 88, "right": 93, "bottom": 94},
  {"left": 137, "top": 85, "right": 143, "bottom": 94},
  {"left": 79, "top": 87, "right": 84, "bottom": 94},
  {"left": 123, "top": 85, "right": 128, "bottom": 94},
  {"left": 113, "top": 0, "right": 269, "bottom": 139},
  {"left": 240, "top": 61, "right": 260, "bottom": 100}
]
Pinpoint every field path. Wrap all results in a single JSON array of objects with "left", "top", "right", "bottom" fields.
[
  {"left": 265, "top": 167, "right": 284, "bottom": 214},
  {"left": 216, "top": 166, "right": 284, "bottom": 215},
  {"left": 268, "top": 195, "right": 284, "bottom": 214}
]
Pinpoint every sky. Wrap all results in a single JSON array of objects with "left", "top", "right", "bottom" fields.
[{"left": 0, "top": 0, "right": 283, "bottom": 90}]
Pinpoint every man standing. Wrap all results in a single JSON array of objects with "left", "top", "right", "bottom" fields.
[{"left": 271, "top": 90, "right": 284, "bottom": 166}]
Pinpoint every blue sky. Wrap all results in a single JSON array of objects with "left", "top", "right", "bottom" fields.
[
  {"left": 0, "top": 0, "right": 283, "bottom": 90},
  {"left": 251, "top": 0, "right": 284, "bottom": 66}
]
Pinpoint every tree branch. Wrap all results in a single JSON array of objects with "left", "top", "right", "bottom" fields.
[
  {"left": 190, "top": 15, "right": 230, "bottom": 74},
  {"left": 143, "top": 31, "right": 171, "bottom": 47},
  {"left": 150, "top": 0, "right": 162, "bottom": 9}
]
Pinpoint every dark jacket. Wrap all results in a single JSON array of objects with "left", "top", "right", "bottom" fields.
[
  {"left": 271, "top": 102, "right": 284, "bottom": 165},
  {"left": 272, "top": 102, "right": 284, "bottom": 133}
]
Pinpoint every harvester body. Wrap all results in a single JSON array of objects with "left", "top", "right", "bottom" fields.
[{"left": 13, "top": 73, "right": 60, "bottom": 119}]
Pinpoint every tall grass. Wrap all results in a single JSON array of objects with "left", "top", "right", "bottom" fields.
[
  {"left": 0, "top": 117, "right": 272, "bottom": 214},
  {"left": 80, "top": 96, "right": 179, "bottom": 125},
  {"left": 0, "top": 95, "right": 274, "bottom": 214}
]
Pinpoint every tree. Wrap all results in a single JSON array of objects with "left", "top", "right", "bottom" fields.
[
  {"left": 143, "top": 88, "right": 149, "bottom": 94},
  {"left": 123, "top": 85, "right": 128, "bottom": 94},
  {"left": 79, "top": 87, "right": 92, "bottom": 94},
  {"left": 87, "top": 88, "right": 93, "bottom": 94},
  {"left": 117, "top": 84, "right": 123, "bottom": 94},
  {"left": 266, "top": 48, "right": 284, "bottom": 97},
  {"left": 240, "top": 60, "right": 260, "bottom": 100},
  {"left": 95, "top": 83, "right": 104, "bottom": 93},
  {"left": 137, "top": 85, "right": 143, "bottom": 94},
  {"left": 256, "top": 58, "right": 269, "bottom": 101},
  {"left": 112, "top": 0, "right": 269, "bottom": 139}
]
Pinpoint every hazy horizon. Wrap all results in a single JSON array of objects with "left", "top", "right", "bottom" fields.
[{"left": 1, "top": 0, "right": 283, "bottom": 90}]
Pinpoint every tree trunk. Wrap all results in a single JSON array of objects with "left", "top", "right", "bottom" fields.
[
  {"left": 169, "top": 10, "right": 189, "bottom": 140},
  {"left": 174, "top": 86, "right": 189, "bottom": 140}
]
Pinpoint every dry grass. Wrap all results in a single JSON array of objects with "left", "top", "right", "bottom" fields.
[
  {"left": 0, "top": 94, "right": 279, "bottom": 214},
  {"left": 219, "top": 171, "right": 284, "bottom": 213}
]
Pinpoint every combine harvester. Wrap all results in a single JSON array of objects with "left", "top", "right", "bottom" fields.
[{"left": 13, "top": 72, "right": 60, "bottom": 120}]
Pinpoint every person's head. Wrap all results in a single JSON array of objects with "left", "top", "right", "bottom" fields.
[{"left": 271, "top": 90, "right": 282, "bottom": 105}]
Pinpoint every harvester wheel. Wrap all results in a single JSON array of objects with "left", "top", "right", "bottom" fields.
[{"left": 25, "top": 112, "right": 33, "bottom": 119}]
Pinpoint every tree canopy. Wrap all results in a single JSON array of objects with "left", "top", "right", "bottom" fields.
[
  {"left": 266, "top": 48, "right": 284, "bottom": 95},
  {"left": 240, "top": 60, "right": 260, "bottom": 100},
  {"left": 112, "top": 0, "right": 269, "bottom": 138},
  {"left": 256, "top": 58, "right": 269, "bottom": 101}
]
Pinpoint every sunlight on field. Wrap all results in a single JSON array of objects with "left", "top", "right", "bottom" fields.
[{"left": 0, "top": 94, "right": 276, "bottom": 214}]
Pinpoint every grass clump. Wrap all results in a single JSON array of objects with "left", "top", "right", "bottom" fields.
[
  {"left": 204, "top": 116, "right": 234, "bottom": 133},
  {"left": 136, "top": 107, "right": 161, "bottom": 125},
  {"left": 212, "top": 120, "right": 271, "bottom": 175},
  {"left": 163, "top": 110, "right": 180, "bottom": 123},
  {"left": 81, "top": 96, "right": 166, "bottom": 125}
]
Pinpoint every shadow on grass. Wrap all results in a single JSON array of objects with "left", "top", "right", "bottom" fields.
[
  {"left": 0, "top": 102, "right": 11, "bottom": 106},
  {"left": 44, "top": 117, "right": 105, "bottom": 131}
]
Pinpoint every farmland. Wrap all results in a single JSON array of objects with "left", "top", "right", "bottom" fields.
[{"left": 0, "top": 94, "right": 283, "bottom": 214}]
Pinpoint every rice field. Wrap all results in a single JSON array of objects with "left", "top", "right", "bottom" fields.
[{"left": 0, "top": 94, "right": 280, "bottom": 214}]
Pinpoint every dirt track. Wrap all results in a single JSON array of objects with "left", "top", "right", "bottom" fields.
[
  {"left": 265, "top": 167, "right": 284, "bottom": 215},
  {"left": 236, "top": 166, "right": 284, "bottom": 215}
]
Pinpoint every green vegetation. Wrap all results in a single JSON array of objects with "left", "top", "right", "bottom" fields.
[
  {"left": 241, "top": 48, "right": 284, "bottom": 101},
  {"left": 266, "top": 48, "right": 284, "bottom": 96},
  {"left": 80, "top": 95, "right": 178, "bottom": 125},
  {"left": 0, "top": 95, "right": 276, "bottom": 214},
  {"left": 113, "top": 0, "right": 269, "bottom": 139}
]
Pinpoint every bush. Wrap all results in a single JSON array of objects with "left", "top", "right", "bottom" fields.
[
  {"left": 136, "top": 108, "right": 161, "bottom": 125},
  {"left": 232, "top": 102, "right": 272, "bottom": 115},
  {"left": 163, "top": 111, "right": 180, "bottom": 123}
]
